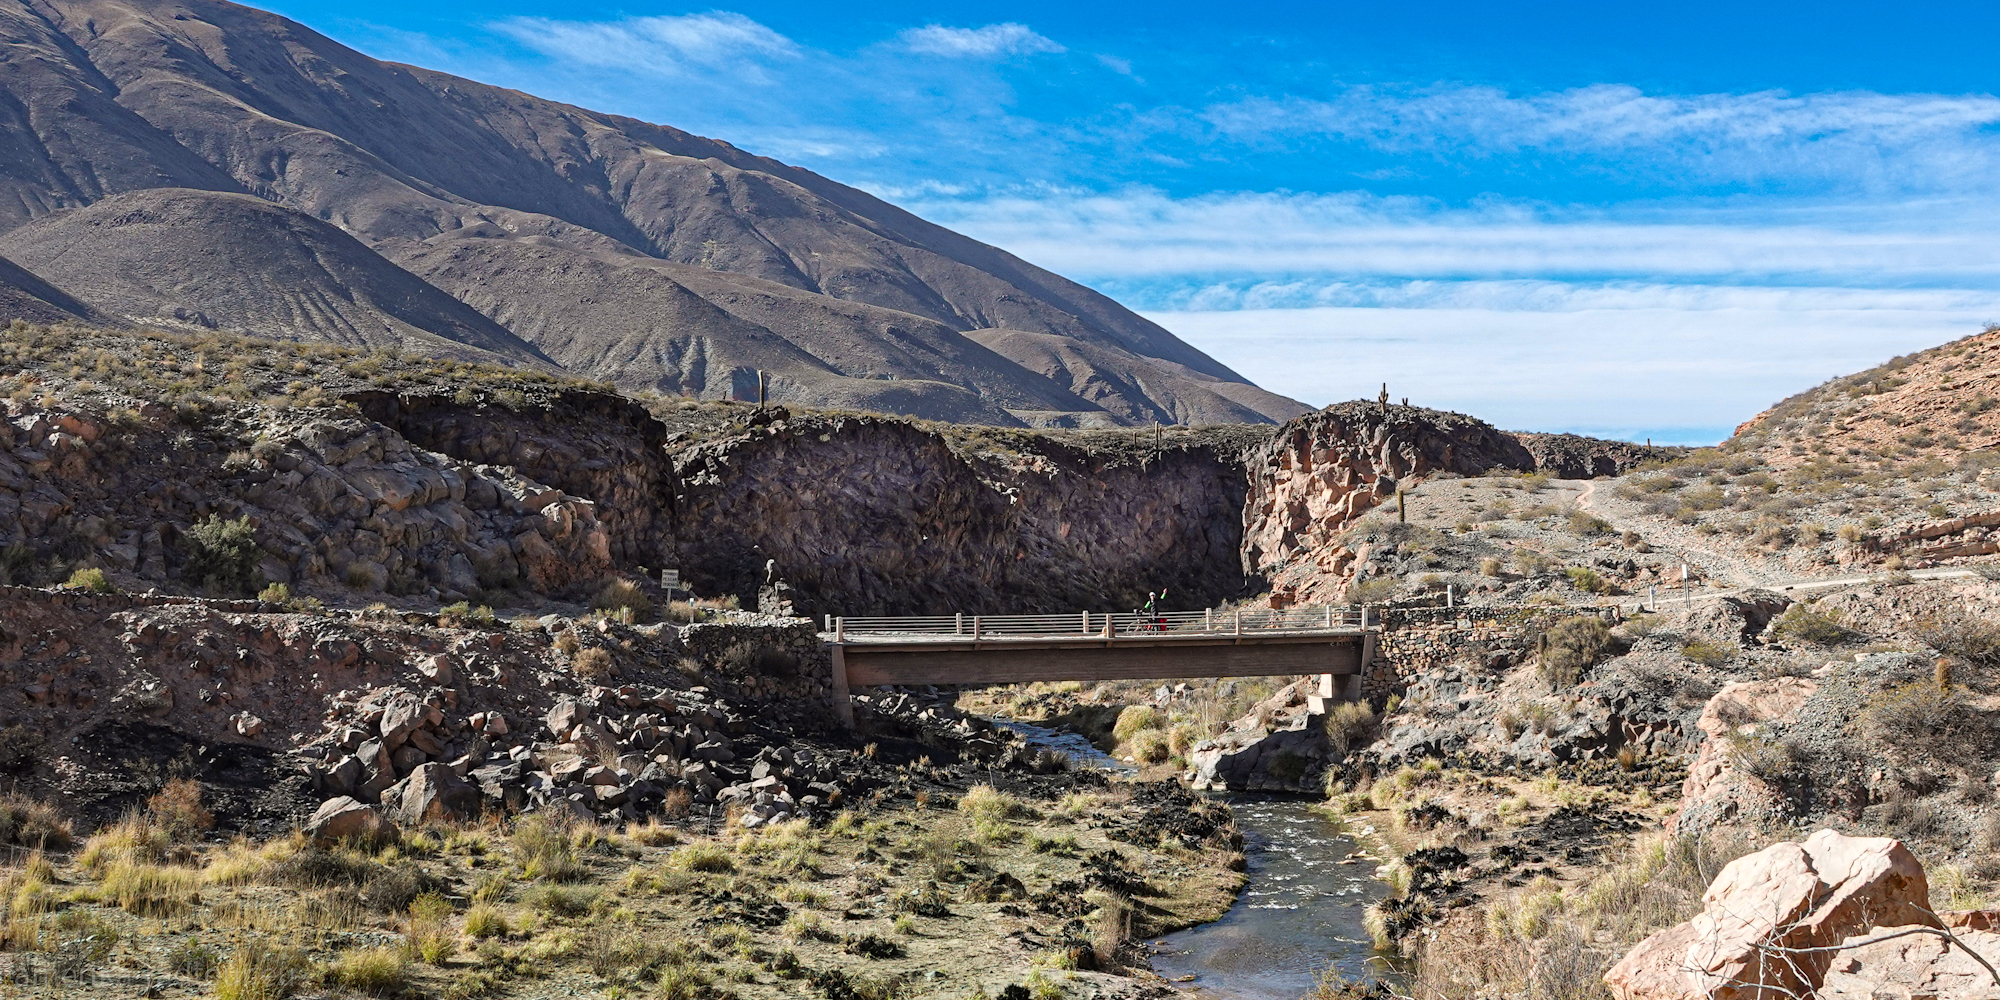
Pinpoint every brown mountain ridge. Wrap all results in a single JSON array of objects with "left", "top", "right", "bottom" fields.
[{"left": 0, "top": 0, "right": 1309, "bottom": 427}]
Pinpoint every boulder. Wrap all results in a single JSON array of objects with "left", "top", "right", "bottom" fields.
[
  {"left": 1670, "top": 677, "right": 1819, "bottom": 836},
  {"left": 546, "top": 698, "right": 584, "bottom": 737},
  {"left": 407, "top": 728, "right": 445, "bottom": 757},
  {"left": 305, "top": 796, "right": 389, "bottom": 845},
  {"left": 379, "top": 693, "right": 426, "bottom": 749},
  {"left": 1819, "top": 923, "right": 2000, "bottom": 999},
  {"left": 383, "top": 762, "right": 481, "bottom": 825},
  {"left": 233, "top": 712, "right": 266, "bottom": 738},
  {"left": 1606, "top": 830, "right": 1937, "bottom": 999},
  {"left": 417, "top": 654, "right": 452, "bottom": 685}
]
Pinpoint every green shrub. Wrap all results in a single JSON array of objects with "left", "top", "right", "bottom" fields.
[
  {"left": 182, "top": 514, "right": 260, "bottom": 595},
  {"left": 1564, "top": 566, "right": 1609, "bottom": 594},
  {"left": 329, "top": 947, "right": 408, "bottom": 995},
  {"left": 1567, "top": 511, "right": 1611, "bottom": 535},
  {"left": 213, "top": 942, "right": 311, "bottom": 1000},
  {"left": 405, "top": 893, "right": 457, "bottom": 965},
  {"left": 523, "top": 883, "right": 600, "bottom": 917},
  {"left": 1110, "top": 706, "right": 1160, "bottom": 742},
  {"left": 1770, "top": 604, "right": 1854, "bottom": 645},
  {"left": 1348, "top": 577, "right": 1398, "bottom": 603},
  {"left": 63, "top": 567, "right": 115, "bottom": 593},
  {"left": 166, "top": 938, "right": 221, "bottom": 979},
  {"left": 0, "top": 794, "right": 72, "bottom": 849},
  {"left": 591, "top": 578, "right": 654, "bottom": 622},
  {"left": 1681, "top": 640, "right": 1734, "bottom": 667},
  {"left": 1912, "top": 611, "right": 2000, "bottom": 667},
  {"left": 1325, "top": 702, "right": 1377, "bottom": 755},
  {"left": 957, "top": 785, "right": 1031, "bottom": 824},
  {"left": 1537, "top": 617, "right": 1613, "bottom": 686},
  {"left": 463, "top": 903, "right": 509, "bottom": 939},
  {"left": 1862, "top": 681, "right": 1990, "bottom": 769},
  {"left": 667, "top": 843, "right": 735, "bottom": 874},
  {"left": 1128, "top": 729, "right": 1171, "bottom": 763}
]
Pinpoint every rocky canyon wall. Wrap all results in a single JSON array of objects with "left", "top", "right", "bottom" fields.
[
  {"left": 1242, "top": 402, "right": 1540, "bottom": 604},
  {"left": 2, "top": 397, "right": 614, "bottom": 600},
  {"left": 7, "top": 377, "right": 1648, "bottom": 616},
  {"left": 669, "top": 413, "right": 1258, "bottom": 616}
]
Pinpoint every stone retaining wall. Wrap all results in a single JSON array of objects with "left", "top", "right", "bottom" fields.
[
  {"left": 675, "top": 618, "right": 840, "bottom": 727},
  {"left": 1363, "top": 603, "right": 1620, "bottom": 702}
]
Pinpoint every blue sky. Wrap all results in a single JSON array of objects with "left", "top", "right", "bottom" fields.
[{"left": 268, "top": 0, "right": 2000, "bottom": 443}]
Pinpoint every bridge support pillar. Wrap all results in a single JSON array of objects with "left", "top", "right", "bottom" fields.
[{"left": 828, "top": 643, "right": 854, "bottom": 729}]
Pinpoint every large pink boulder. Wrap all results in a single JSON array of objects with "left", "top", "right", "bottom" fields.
[
  {"left": 1818, "top": 921, "right": 2000, "bottom": 999},
  {"left": 1670, "top": 678, "right": 1818, "bottom": 835},
  {"left": 1606, "top": 830, "right": 1937, "bottom": 999}
]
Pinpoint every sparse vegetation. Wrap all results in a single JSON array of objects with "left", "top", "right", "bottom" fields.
[{"left": 1537, "top": 616, "right": 1614, "bottom": 686}]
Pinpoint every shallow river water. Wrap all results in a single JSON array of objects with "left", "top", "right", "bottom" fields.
[
  {"left": 997, "top": 720, "right": 1390, "bottom": 999},
  {"left": 1150, "top": 797, "right": 1389, "bottom": 998}
]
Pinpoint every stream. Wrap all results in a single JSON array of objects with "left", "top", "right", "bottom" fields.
[{"left": 999, "top": 720, "right": 1391, "bottom": 999}]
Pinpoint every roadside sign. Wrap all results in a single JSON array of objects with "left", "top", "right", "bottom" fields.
[{"left": 661, "top": 569, "right": 680, "bottom": 588}]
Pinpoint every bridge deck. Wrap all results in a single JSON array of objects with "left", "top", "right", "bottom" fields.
[{"left": 823, "top": 607, "right": 1376, "bottom": 723}]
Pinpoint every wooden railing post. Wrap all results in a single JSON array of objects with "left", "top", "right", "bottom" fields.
[
  {"left": 1205, "top": 608, "right": 1213, "bottom": 631},
  {"left": 1325, "top": 605, "right": 1333, "bottom": 628},
  {"left": 1081, "top": 610, "right": 1089, "bottom": 634},
  {"left": 1232, "top": 609, "right": 1241, "bottom": 636},
  {"left": 835, "top": 617, "right": 845, "bottom": 642},
  {"left": 955, "top": 613, "right": 964, "bottom": 635},
  {"left": 972, "top": 616, "right": 981, "bottom": 640}
]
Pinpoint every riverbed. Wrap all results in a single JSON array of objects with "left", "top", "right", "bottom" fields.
[
  {"left": 999, "top": 719, "right": 1390, "bottom": 998},
  {"left": 1150, "top": 797, "right": 1389, "bottom": 998}
]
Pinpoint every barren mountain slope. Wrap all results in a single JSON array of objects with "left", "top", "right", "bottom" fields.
[
  {"left": 0, "top": 247, "right": 99, "bottom": 324},
  {"left": 0, "top": 0, "right": 1308, "bottom": 426},
  {"left": 382, "top": 235, "right": 1119, "bottom": 424},
  {"left": 0, "top": 188, "right": 553, "bottom": 364},
  {"left": 1731, "top": 326, "right": 2000, "bottom": 469}
]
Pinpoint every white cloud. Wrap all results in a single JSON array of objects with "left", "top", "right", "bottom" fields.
[
  {"left": 899, "top": 23, "right": 1065, "bottom": 58},
  {"left": 1149, "top": 291, "right": 1992, "bottom": 443},
  {"left": 1194, "top": 86, "right": 2000, "bottom": 192},
  {"left": 906, "top": 186, "right": 2000, "bottom": 286},
  {"left": 491, "top": 12, "right": 797, "bottom": 78},
  {"left": 1204, "top": 86, "right": 2000, "bottom": 151},
  {"left": 1095, "top": 54, "right": 1135, "bottom": 77}
]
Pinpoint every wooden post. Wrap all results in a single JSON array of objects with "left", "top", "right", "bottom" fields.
[
  {"left": 1081, "top": 610, "right": 1090, "bottom": 634},
  {"left": 1397, "top": 490, "right": 1406, "bottom": 523},
  {"left": 1447, "top": 584, "right": 1454, "bottom": 608},
  {"left": 1205, "top": 607, "right": 1213, "bottom": 631},
  {"left": 835, "top": 617, "right": 845, "bottom": 642},
  {"left": 955, "top": 613, "right": 964, "bottom": 635},
  {"left": 824, "top": 614, "right": 832, "bottom": 631},
  {"left": 972, "top": 616, "right": 981, "bottom": 640},
  {"left": 1325, "top": 605, "right": 1333, "bottom": 628},
  {"left": 1232, "top": 609, "right": 1241, "bottom": 636}
]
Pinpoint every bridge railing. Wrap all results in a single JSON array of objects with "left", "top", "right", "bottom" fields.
[{"left": 828, "top": 605, "right": 1367, "bottom": 641}]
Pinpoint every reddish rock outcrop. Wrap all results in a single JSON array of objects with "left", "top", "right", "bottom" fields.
[
  {"left": 1606, "top": 830, "right": 1938, "bottom": 999},
  {"left": 1670, "top": 677, "right": 1819, "bottom": 836},
  {"left": 1241, "top": 403, "right": 1537, "bottom": 604}
]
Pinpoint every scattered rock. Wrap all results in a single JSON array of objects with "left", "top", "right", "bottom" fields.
[{"left": 305, "top": 796, "right": 389, "bottom": 845}]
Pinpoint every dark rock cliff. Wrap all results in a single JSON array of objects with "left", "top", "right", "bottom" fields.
[{"left": 669, "top": 413, "right": 1258, "bottom": 616}]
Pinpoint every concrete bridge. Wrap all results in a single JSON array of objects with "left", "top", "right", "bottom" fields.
[{"left": 822, "top": 607, "right": 1376, "bottom": 727}]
